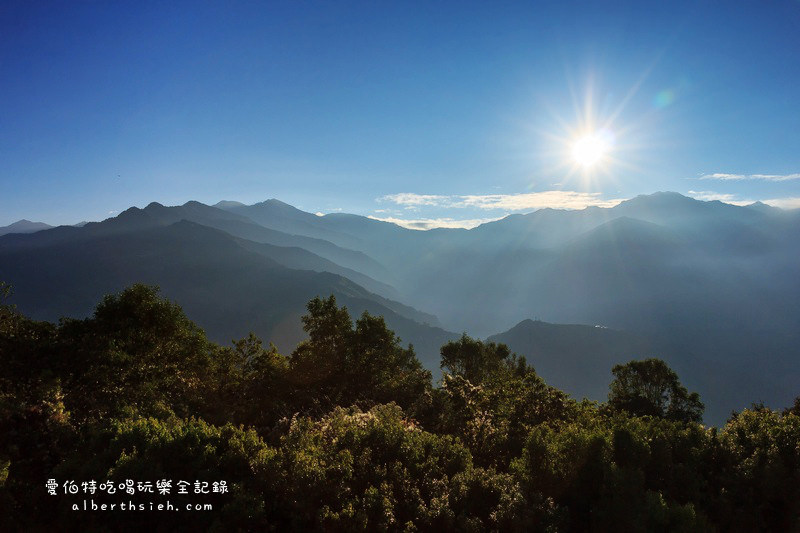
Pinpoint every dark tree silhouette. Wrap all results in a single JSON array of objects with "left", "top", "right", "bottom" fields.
[
  {"left": 440, "top": 333, "right": 526, "bottom": 384},
  {"left": 608, "top": 358, "right": 704, "bottom": 422},
  {"left": 289, "top": 295, "right": 431, "bottom": 412}
]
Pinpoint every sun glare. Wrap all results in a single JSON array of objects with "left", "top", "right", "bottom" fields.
[
  {"left": 572, "top": 131, "right": 612, "bottom": 167},
  {"left": 531, "top": 75, "right": 648, "bottom": 190}
]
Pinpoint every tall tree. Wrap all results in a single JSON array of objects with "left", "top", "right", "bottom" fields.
[
  {"left": 57, "top": 284, "right": 213, "bottom": 422},
  {"left": 608, "top": 358, "right": 704, "bottom": 423},
  {"left": 440, "top": 334, "right": 525, "bottom": 384},
  {"left": 289, "top": 295, "right": 431, "bottom": 412}
]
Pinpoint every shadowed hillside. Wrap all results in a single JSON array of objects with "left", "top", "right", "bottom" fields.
[
  {"left": 3, "top": 192, "right": 799, "bottom": 423},
  {"left": 488, "top": 319, "right": 655, "bottom": 402}
]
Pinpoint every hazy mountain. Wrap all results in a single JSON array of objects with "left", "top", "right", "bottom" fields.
[
  {"left": 221, "top": 199, "right": 366, "bottom": 250},
  {"left": 174, "top": 201, "right": 393, "bottom": 285},
  {"left": 217, "top": 192, "right": 800, "bottom": 423},
  {"left": 0, "top": 219, "right": 52, "bottom": 236},
  {"left": 137, "top": 200, "right": 398, "bottom": 299},
  {"left": 0, "top": 201, "right": 394, "bottom": 296},
  {"left": 488, "top": 319, "right": 654, "bottom": 402},
  {"left": 0, "top": 220, "right": 455, "bottom": 369},
  {"left": 234, "top": 239, "right": 401, "bottom": 303},
  {"left": 214, "top": 200, "right": 246, "bottom": 209},
  {"left": 3, "top": 192, "right": 798, "bottom": 422},
  {"left": 467, "top": 206, "right": 614, "bottom": 250}
]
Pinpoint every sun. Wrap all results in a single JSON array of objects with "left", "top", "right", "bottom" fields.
[
  {"left": 529, "top": 75, "right": 650, "bottom": 190},
  {"left": 571, "top": 131, "right": 612, "bottom": 168}
]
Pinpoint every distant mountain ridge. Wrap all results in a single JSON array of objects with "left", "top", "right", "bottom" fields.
[
  {"left": 0, "top": 218, "right": 453, "bottom": 368},
  {"left": 0, "top": 219, "right": 53, "bottom": 236},
  {"left": 215, "top": 192, "right": 800, "bottom": 423},
  {"left": 488, "top": 319, "right": 655, "bottom": 402},
  {"left": 2, "top": 192, "right": 798, "bottom": 423}
]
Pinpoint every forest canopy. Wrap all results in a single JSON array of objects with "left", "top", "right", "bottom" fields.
[{"left": 1, "top": 284, "right": 799, "bottom": 531}]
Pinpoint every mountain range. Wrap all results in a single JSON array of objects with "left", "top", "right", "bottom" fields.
[
  {"left": 0, "top": 219, "right": 53, "bottom": 236},
  {"left": 1, "top": 192, "right": 798, "bottom": 424}
]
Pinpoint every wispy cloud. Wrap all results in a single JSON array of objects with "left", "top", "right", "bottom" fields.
[
  {"left": 687, "top": 190, "right": 800, "bottom": 210},
  {"left": 379, "top": 191, "right": 624, "bottom": 211},
  {"left": 368, "top": 216, "right": 501, "bottom": 230},
  {"left": 459, "top": 192, "right": 624, "bottom": 210},
  {"left": 763, "top": 197, "right": 800, "bottom": 209},
  {"left": 686, "top": 190, "right": 754, "bottom": 206},
  {"left": 380, "top": 193, "right": 447, "bottom": 207},
  {"left": 699, "top": 172, "right": 800, "bottom": 181}
]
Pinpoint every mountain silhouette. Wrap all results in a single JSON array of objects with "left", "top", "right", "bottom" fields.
[
  {"left": 209, "top": 192, "right": 799, "bottom": 423},
  {"left": 488, "top": 319, "right": 654, "bottom": 402},
  {"left": 0, "top": 219, "right": 53, "bottom": 236},
  {"left": 0, "top": 218, "right": 454, "bottom": 369},
  {"left": 2, "top": 192, "right": 798, "bottom": 423}
]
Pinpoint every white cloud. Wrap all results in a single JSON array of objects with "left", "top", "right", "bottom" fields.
[
  {"left": 751, "top": 174, "right": 800, "bottom": 181},
  {"left": 686, "top": 190, "right": 754, "bottom": 206},
  {"left": 459, "top": 191, "right": 623, "bottom": 210},
  {"left": 687, "top": 191, "right": 800, "bottom": 209},
  {"left": 700, "top": 172, "right": 800, "bottom": 181},
  {"left": 368, "top": 215, "right": 501, "bottom": 230},
  {"left": 314, "top": 208, "right": 343, "bottom": 216},
  {"left": 378, "top": 190, "right": 624, "bottom": 211},
  {"left": 698, "top": 173, "right": 747, "bottom": 181},
  {"left": 380, "top": 193, "right": 449, "bottom": 207},
  {"left": 763, "top": 197, "right": 800, "bottom": 209}
]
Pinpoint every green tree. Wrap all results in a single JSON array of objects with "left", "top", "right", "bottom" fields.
[
  {"left": 269, "top": 403, "right": 530, "bottom": 531},
  {"left": 57, "top": 284, "right": 214, "bottom": 423},
  {"left": 511, "top": 411, "right": 714, "bottom": 531},
  {"left": 433, "top": 371, "right": 577, "bottom": 469},
  {"left": 51, "top": 416, "right": 274, "bottom": 532},
  {"left": 0, "top": 282, "right": 76, "bottom": 528},
  {"left": 608, "top": 358, "right": 704, "bottom": 423},
  {"left": 0, "top": 281, "right": 13, "bottom": 334},
  {"left": 715, "top": 406, "right": 800, "bottom": 532},
  {"left": 440, "top": 334, "right": 526, "bottom": 385},
  {"left": 289, "top": 295, "right": 352, "bottom": 395},
  {"left": 289, "top": 295, "right": 431, "bottom": 413},
  {"left": 783, "top": 396, "right": 800, "bottom": 417},
  {"left": 203, "top": 333, "right": 290, "bottom": 431}
]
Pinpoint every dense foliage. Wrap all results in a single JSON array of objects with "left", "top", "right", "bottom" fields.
[{"left": 1, "top": 284, "right": 798, "bottom": 531}]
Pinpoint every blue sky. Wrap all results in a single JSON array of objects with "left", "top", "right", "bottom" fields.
[{"left": 2, "top": 0, "right": 800, "bottom": 228}]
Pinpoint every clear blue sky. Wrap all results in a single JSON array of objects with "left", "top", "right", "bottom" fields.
[{"left": 2, "top": 0, "right": 800, "bottom": 228}]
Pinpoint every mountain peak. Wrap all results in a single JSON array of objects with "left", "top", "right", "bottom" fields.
[
  {"left": 248, "top": 199, "right": 317, "bottom": 218},
  {"left": 611, "top": 191, "right": 730, "bottom": 223},
  {"left": 745, "top": 201, "right": 782, "bottom": 215},
  {"left": 261, "top": 198, "right": 297, "bottom": 209},
  {"left": 618, "top": 191, "right": 695, "bottom": 207},
  {"left": 214, "top": 200, "right": 245, "bottom": 209},
  {"left": 0, "top": 219, "right": 53, "bottom": 235}
]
